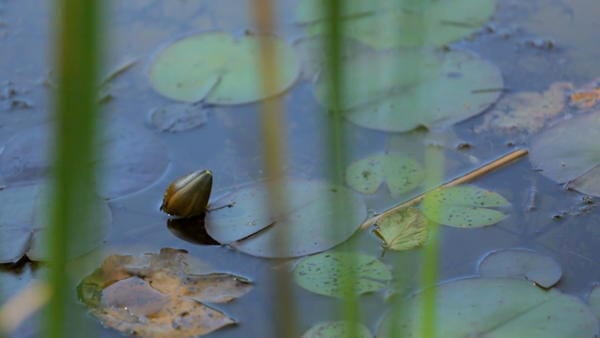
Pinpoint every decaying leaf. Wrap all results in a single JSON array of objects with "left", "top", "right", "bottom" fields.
[
  {"left": 569, "top": 78, "right": 600, "bottom": 109},
  {"left": 78, "top": 248, "right": 252, "bottom": 338},
  {"left": 148, "top": 103, "right": 208, "bottom": 132},
  {"left": 475, "top": 82, "right": 572, "bottom": 134},
  {"left": 478, "top": 249, "right": 562, "bottom": 288},
  {"left": 374, "top": 208, "right": 428, "bottom": 251}
]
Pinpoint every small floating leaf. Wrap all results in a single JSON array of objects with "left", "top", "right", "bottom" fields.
[
  {"left": 148, "top": 103, "right": 208, "bottom": 132},
  {"left": 302, "top": 321, "right": 372, "bottom": 338},
  {"left": 421, "top": 185, "right": 509, "bottom": 228},
  {"left": 205, "top": 179, "right": 366, "bottom": 258},
  {"left": 478, "top": 249, "right": 562, "bottom": 288},
  {"left": 293, "top": 252, "right": 392, "bottom": 298},
  {"left": 346, "top": 153, "right": 423, "bottom": 196},
  {"left": 149, "top": 32, "right": 300, "bottom": 104},
  {"left": 374, "top": 208, "right": 428, "bottom": 251},
  {"left": 530, "top": 111, "right": 600, "bottom": 197},
  {"left": 78, "top": 248, "right": 252, "bottom": 338},
  {"left": 377, "top": 278, "right": 599, "bottom": 338}
]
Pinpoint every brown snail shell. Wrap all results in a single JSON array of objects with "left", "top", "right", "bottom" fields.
[{"left": 160, "top": 169, "right": 213, "bottom": 217}]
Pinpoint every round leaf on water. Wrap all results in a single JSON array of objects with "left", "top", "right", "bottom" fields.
[
  {"left": 149, "top": 32, "right": 300, "bottom": 104},
  {"left": 293, "top": 252, "right": 392, "bottom": 298},
  {"left": 297, "top": 0, "right": 495, "bottom": 49},
  {"left": 302, "top": 321, "right": 372, "bottom": 338},
  {"left": 530, "top": 111, "right": 600, "bottom": 197},
  {"left": 589, "top": 285, "right": 600, "bottom": 320},
  {"left": 421, "top": 185, "right": 509, "bottom": 228},
  {"left": 148, "top": 103, "right": 207, "bottom": 132},
  {"left": 377, "top": 278, "right": 599, "bottom": 338},
  {"left": 205, "top": 179, "right": 366, "bottom": 258},
  {"left": 346, "top": 153, "right": 423, "bottom": 196},
  {"left": 478, "top": 249, "right": 562, "bottom": 288},
  {"left": 373, "top": 208, "right": 428, "bottom": 251},
  {"left": 314, "top": 49, "right": 503, "bottom": 132}
]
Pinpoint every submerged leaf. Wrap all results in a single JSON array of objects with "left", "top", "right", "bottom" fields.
[
  {"left": 530, "top": 111, "right": 600, "bottom": 197},
  {"left": 589, "top": 285, "right": 600, "bottom": 320},
  {"left": 346, "top": 153, "right": 423, "bottom": 196},
  {"left": 293, "top": 252, "right": 392, "bottom": 298},
  {"left": 314, "top": 49, "right": 502, "bottom": 132},
  {"left": 377, "top": 278, "right": 598, "bottom": 338},
  {"left": 478, "top": 249, "right": 562, "bottom": 288},
  {"left": 149, "top": 32, "right": 300, "bottom": 104},
  {"left": 78, "top": 248, "right": 252, "bottom": 338},
  {"left": 421, "top": 185, "right": 509, "bottom": 228},
  {"left": 374, "top": 208, "right": 428, "bottom": 251},
  {"left": 148, "top": 103, "right": 208, "bottom": 132},
  {"left": 302, "top": 321, "right": 372, "bottom": 338},
  {"left": 205, "top": 179, "right": 366, "bottom": 258}
]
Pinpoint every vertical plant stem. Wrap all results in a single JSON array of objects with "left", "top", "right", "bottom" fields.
[
  {"left": 250, "top": 1, "right": 297, "bottom": 337},
  {"left": 46, "top": 0, "right": 102, "bottom": 337}
]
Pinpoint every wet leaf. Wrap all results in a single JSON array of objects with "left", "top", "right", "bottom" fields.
[
  {"left": 148, "top": 103, "right": 208, "bottom": 132},
  {"left": 302, "top": 321, "right": 372, "bottom": 338},
  {"left": 530, "top": 111, "right": 600, "bottom": 197},
  {"left": 205, "top": 179, "right": 366, "bottom": 258},
  {"left": 0, "top": 122, "right": 169, "bottom": 199},
  {"left": 374, "top": 208, "right": 428, "bottom": 251},
  {"left": 314, "top": 49, "right": 502, "bottom": 132},
  {"left": 78, "top": 248, "right": 252, "bottom": 338},
  {"left": 377, "top": 278, "right": 599, "bottom": 338},
  {"left": 297, "top": 0, "right": 495, "bottom": 49},
  {"left": 478, "top": 249, "right": 562, "bottom": 288},
  {"left": 149, "top": 32, "right": 300, "bottom": 104},
  {"left": 0, "top": 184, "right": 110, "bottom": 263},
  {"left": 421, "top": 185, "right": 509, "bottom": 228},
  {"left": 589, "top": 285, "right": 600, "bottom": 320},
  {"left": 293, "top": 252, "right": 392, "bottom": 298},
  {"left": 345, "top": 153, "right": 423, "bottom": 196}
]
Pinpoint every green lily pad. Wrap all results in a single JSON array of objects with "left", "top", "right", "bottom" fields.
[
  {"left": 297, "top": 0, "right": 496, "bottom": 49},
  {"left": 589, "top": 285, "right": 600, "bottom": 320},
  {"left": 530, "top": 111, "right": 600, "bottom": 197},
  {"left": 478, "top": 249, "right": 562, "bottom": 288},
  {"left": 302, "top": 321, "right": 372, "bottom": 338},
  {"left": 314, "top": 49, "right": 503, "bottom": 132},
  {"left": 293, "top": 252, "right": 392, "bottom": 298},
  {"left": 0, "top": 183, "right": 110, "bottom": 263},
  {"left": 205, "top": 179, "right": 366, "bottom": 258},
  {"left": 374, "top": 208, "right": 428, "bottom": 251},
  {"left": 78, "top": 248, "right": 252, "bottom": 337},
  {"left": 346, "top": 153, "right": 423, "bottom": 196},
  {"left": 149, "top": 32, "right": 300, "bottom": 104},
  {"left": 378, "top": 278, "right": 599, "bottom": 338},
  {"left": 148, "top": 103, "right": 207, "bottom": 132},
  {"left": 421, "top": 185, "right": 509, "bottom": 228}
]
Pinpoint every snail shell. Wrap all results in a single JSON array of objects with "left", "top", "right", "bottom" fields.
[{"left": 161, "top": 169, "right": 213, "bottom": 217}]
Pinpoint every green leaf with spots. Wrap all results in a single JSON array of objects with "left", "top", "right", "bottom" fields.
[
  {"left": 302, "top": 321, "right": 372, "bottom": 338},
  {"left": 374, "top": 208, "right": 428, "bottom": 251},
  {"left": 149, "top": 32, "right": 300, "bottom": 104},
  {"left": 346, "top": 153, "right": 423, "bottom": 196},
  {"left": 421, "top": 185, "right": 509, "bottom": 228},
  {"left": 293, "top": 252, "right": 392, "bottom": 298}
]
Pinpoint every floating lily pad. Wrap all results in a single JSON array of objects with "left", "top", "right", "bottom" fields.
[
  {"left": 346, "top": 153, "right": 423, "bottom": 196},
  {"left": 374, "top": 208, "right": 428, "bottom": 251},
  {"left": 314, "top": 49, "right": 503, "bottom": 132},
  {"left": 0, "top": 183, "right": 110, "bottom": 263},
  {"left": 421, "top": 185, "right": 509, "bottom": 228},
  {"left": 205, "top": 179, "right": 366, "bottom": 258},
  {"left": 478, "top": 249, "right": 562, "bottom": 288},
  {"left": 589, "top": 285, "right": 600, "bottom": 320},
  {"left": 297, "top": 0, "right": 495, "bottom": 49},
  {"left": 293, "top": 252, "right": 392, "bottom": 298},
  {"left": 302, "top": 321, "right": 372, "bottom": 338},
  {"left": 0, "top": 123, "right": 169, "bottom": 199},
  {"left": 530, "top": 111, "right": 600, "bottom": 197},
  {"left": 78, "top": 248, "right": 252, "bottom": 338},
  {"left": 149, "top": 32, "right": 300, "bottom": 104},
  {"left": 148, "top": 103, "right": 208, "bottom": 132},
  {"left": 377, "top": 278, "right": 599, "bottom": 338}
]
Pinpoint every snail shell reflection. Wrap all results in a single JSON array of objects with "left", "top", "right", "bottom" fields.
[{"left": 161, "top": 169, "right": 213, "bottom": 217}]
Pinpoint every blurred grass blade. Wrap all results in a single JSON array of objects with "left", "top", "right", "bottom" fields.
[{"left": 45, "top": 0, "right": 103, "bottom": 337}]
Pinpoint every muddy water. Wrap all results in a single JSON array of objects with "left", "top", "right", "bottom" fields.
[{"left": 0, "top": 0, "right": 599, "bottom": 337}]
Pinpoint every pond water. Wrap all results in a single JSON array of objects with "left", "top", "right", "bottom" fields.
[{"left": 1, "top": 0, "right": 599, "bottom": 337}]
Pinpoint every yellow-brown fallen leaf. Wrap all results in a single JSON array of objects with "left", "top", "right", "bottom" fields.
[
  {"left": 78, "top": 248, "right": 252, "bottom": 338},
  {"left": 373, "top": 207, "right": 428, "bottom": 251},
  {"left": 569, "top": 78, "right": 600, "bottom": 109}
]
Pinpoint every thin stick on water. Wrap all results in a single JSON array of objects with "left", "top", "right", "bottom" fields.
[
  {"left": 0, "top": 281, "right": 51, "bottom": 333},
  {"left": 360, "top": 148, "right": 528, "bottom": 230}
]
